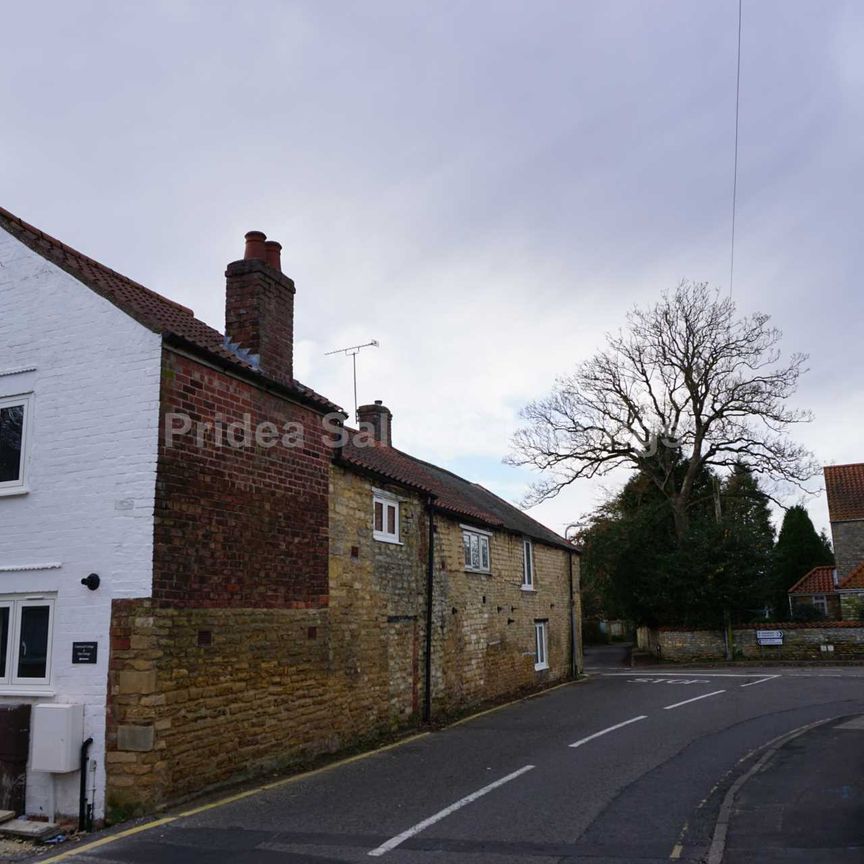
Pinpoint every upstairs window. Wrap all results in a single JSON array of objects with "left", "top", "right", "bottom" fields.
[
  {"left": 0, "top": 595, "right": 55, "bottom": 689},
  {"left": 522, "top": 538, "right": 534, "bottom": 589},
  {"left": 373, "top": 491, "right": 400, "bottom": 544},
  {"left": 0, "top": 394, "right": 31, "bottom": 494},
  {"left": 462, "top": 527, "right": 491, "bottom": 573}
]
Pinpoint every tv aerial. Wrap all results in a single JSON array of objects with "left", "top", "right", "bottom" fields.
[{"left": 325, "top": 340, "right": 379, "bottom": 421}]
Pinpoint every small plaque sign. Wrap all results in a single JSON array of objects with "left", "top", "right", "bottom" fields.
[
  {"left": 756, "top": 629, "right": 783, "bottom": 646},
  {"left": 72, "top": 642, "right": 98, "bottom": 664}
]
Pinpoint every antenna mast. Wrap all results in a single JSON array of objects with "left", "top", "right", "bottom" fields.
[{"left": 325, "top": 340, "right": 379, "bottom": 421}]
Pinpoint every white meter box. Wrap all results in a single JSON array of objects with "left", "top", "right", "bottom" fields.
[{"left": 30, "top": 704, "right": 84, "bottom": 773}]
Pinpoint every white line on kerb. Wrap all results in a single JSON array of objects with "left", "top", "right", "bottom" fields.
[
  {"left": 568, "top": 715, "right": 648, "bottom": 748},
  {"left": 663, "top": 690, "right": 726, "bottom": 710},
  {"left": 367, "top": 764, "right": 535, "bottom": 856},
  {"left": 740, "top": 675, "right": 780, "bottom": 687}
]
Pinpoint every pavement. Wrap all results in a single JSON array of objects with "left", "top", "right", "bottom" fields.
[
  {"left": 19, "top": 662, "right": 864, "bottom": 864},
  {"left": 722, "top": 714, "right": 864, "bottom": 863}
]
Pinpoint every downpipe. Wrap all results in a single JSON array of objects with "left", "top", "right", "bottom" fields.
[
  {"left": 79, "top": 736, "right": 93, "bottom": 833},
  {"left": 423, "top": 496, "right": 435, "bottom": 723}
]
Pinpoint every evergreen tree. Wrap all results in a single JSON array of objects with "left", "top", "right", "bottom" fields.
[
  {"left": 581, "top": 464, "right": 777, "bottom": 627},
  {"left": 772, "top": 505, "right": 834, "bottom": 614}
]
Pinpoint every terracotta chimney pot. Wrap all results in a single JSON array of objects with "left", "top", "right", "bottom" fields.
[
  {"left": 243, "top": 230, "right": 267, "bottom": 261},
  {"left": 264, "top": 240, "right": 282, "bottom": 272}
]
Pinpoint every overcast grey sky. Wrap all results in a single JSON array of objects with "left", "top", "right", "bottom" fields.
[{"left": 3, "top": 0, "right": 862, "bottom": 537}]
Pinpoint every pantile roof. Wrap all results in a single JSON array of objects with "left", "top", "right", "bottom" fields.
[
  {"left": 788, "top": 566, "right": 837, "bottom": 595},
  {"left": 340, "top": 434, "right": 577, "bottom": 551},
  {"left": 0, "top": 206, "right": 340, "bottom": 414},
  {"left": 824, "top": 463, "right": 864, "bottom": 523},
  {"left": 839, "top": 562, "right": 864, "bottom": 590}
]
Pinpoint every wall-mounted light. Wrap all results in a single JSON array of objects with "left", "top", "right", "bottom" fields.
[{"left": 81, "top": 573, "right": 100, "bottom": 591}]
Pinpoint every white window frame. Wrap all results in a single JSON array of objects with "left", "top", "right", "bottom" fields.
[
  {"left": 534, "top": 620, "right": 549, "bottom": 671},
  {"left": 522, "top": 538, "right": 535, "bottom": 590},
  {"left": 0, "top": 594, "right": 55, "bottom": 691},
  {"left": 812, "top": 594, "right": 828, "bottom": 615},
  {"left": 461, "top": 525, "right": 492, "bottom": 574},
  {"left": 372, "top": 489, "right": 401, "bottom": 544},
  {"left": 0, "top": 393, "right": 32, "bottom": 496}
]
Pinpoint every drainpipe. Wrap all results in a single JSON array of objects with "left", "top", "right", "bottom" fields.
[
  {"left": 423, "top": 496, "right": 435, "bottom": 723},
  {"left": 568, "top": 552, "right": 577, "bottom": 678},
  {"left": 78, "top": 737, "right": 93, "bottom": 832}
]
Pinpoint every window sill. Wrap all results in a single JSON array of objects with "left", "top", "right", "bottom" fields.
[
  {"left": 534, "top": 663, "right": 549, "bottom": 672},
  {"left": 373, "top": 533, "right": 403, "bottom": 546},
  {"left": 0, "top": 687, "right": 55, "bottom": 697},
  {"left": 464, "top": 568, "right": 491, "bottom": 576},
  {"left": 520, "top": 585, "right": 536, "bottom": 593},
  {"left": 0, "top": 486, "right": 29, "bottom": 498}
]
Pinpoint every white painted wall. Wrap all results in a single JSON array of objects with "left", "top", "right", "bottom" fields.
[{"left": 0, "top": 229, "right": 161, "bottom": 821}]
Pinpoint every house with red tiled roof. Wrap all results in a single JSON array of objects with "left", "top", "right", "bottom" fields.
[
  {"left": 0, "top": 207, "right": 579, "bottom": 823},
  {"left": 787, "top": 563, "right": 864, "bottom": 620}
]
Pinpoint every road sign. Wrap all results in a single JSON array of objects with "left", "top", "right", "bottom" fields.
[{"left": 756, "top": 629, "right": 783, "bottom": 646}]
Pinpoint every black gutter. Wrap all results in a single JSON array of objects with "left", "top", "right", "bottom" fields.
[
  {"left": 79, "top": 737, "right": 93, "bottom": 832},
  {"left": 423, "top": 496, "right": 435, "bottom": 723}
]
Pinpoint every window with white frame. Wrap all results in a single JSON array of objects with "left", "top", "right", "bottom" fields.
[
  {"left": 0, "top": 594, "right": 55, "bottom": 688},
  {"left": 812, "top": 594, "right": 828, "bottom": 615},
  {"left": 522, "top": 538, "right": 534, "bottom": 589},
  {"left": 0, "top": 394, "right": 31, "bottom": 494},
  {"left": 462, "top": 526, "right": 491, "bottom": 573},
  {"left": 534, "top": 620, "right": 549, "bottom": 671},
  {"left": 373, "top": 490, "right": 400, "bottom": 543}
]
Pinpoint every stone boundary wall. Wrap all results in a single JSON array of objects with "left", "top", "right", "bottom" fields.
[
  {"left": 106, "top": 600, "right": 409, "bottom": 817},
  {"left": 639, "top": 622, "right": 864, "bottom": 662}
]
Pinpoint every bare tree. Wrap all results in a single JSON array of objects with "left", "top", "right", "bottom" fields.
[{"left": 509, "top": 282, "right": 818, "bottom": 539}]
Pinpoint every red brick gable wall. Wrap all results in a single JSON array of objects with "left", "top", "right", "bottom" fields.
[{"left": 152, "top": 348, "right": 330, "bottom": 608}]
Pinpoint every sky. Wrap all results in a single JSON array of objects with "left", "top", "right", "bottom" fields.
[{"left": 2, "top": 0, "right": 862, "bottom": 539}]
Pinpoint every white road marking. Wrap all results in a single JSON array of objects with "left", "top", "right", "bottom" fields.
[
  {"left": 604, "top": 672, "right": 770, "bottom": 679},
  {"left": 663, "top": 690, "right": 726, "bottom": 710},
  {"left": 367, "top": 764, "right": 535, "bottom": 856},
  {"left": 568, "top": 715, "right": 648, "bottom": 748},
  {"left": 739, "top": 675, "right": 780, "bottom": 687}
]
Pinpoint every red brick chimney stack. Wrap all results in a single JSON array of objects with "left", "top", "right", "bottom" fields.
[
  {"left": 357, "top": 400, "right": 393, "bottom": 446},
  {"left": 225, "top": 230, "right": 295, "bottom": 383}
]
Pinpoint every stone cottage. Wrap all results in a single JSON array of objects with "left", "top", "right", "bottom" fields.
[{"left": 0, "top": 206, "right": 580, "bottom": 823}]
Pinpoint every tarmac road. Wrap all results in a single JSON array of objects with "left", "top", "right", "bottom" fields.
[{"left": 37, "top": 664, "right": 864, "bottom": 864}]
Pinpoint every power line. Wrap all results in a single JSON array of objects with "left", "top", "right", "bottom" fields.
[{"left": 729, "top": 0, "right": 743, "bottom": 297}]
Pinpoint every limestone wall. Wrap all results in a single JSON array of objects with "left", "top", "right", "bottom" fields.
[{"left": 649, "top": 623, "right": 864, "bottom": 662}]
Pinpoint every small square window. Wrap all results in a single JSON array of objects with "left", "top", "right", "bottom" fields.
[
  {"left": 373, "top": 492, "right": 400, "bottom": 544},
  {"left": 462, "top": 527, "right": 491, "bottom": 573},
  {"left": 534, "top": 620, "right": 548, "bottom": 671},
  {"left": 0, "top": 394, "right": 31, "bottom": 493}
]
